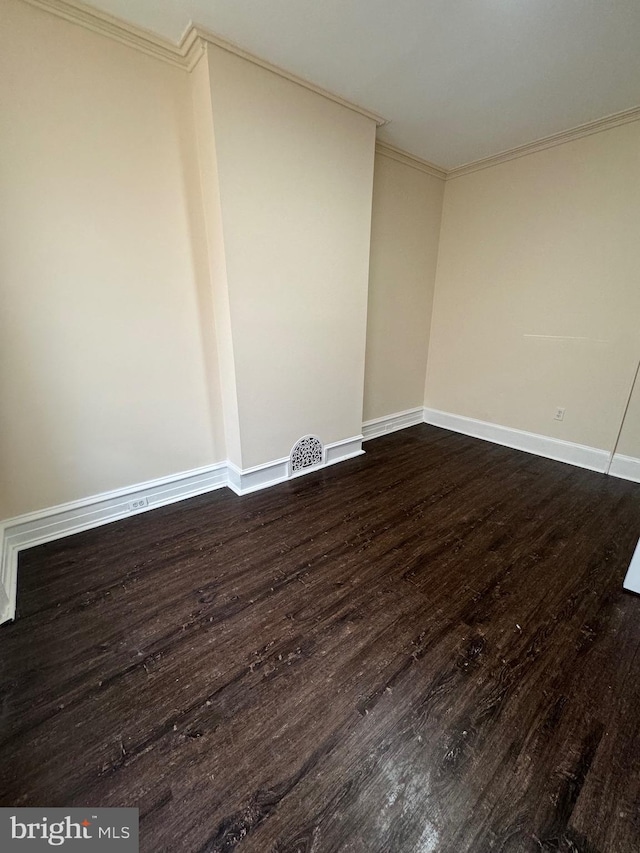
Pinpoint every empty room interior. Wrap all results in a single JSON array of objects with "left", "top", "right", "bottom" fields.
[{"left": 2, "top": 0, "right": 640, "bottom": 850}]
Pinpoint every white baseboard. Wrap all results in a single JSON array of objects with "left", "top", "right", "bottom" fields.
[
  {"left": 226, "top": 457, "right": 289, "bottom": 495},
  {"left": 423, "top": 407, "right": 610, "bottom": 474},
  {"left": 226, "top": 435, "right": 364, "bottom": 495},
  {"left": 0, "top": 434, "right": 364, "bottom": 624},
  {"left": 5, "top": 411, "right": 630, "bottom": 625},
  {"left": 608, "top": 453, "right": 640, "bottom": 484},
  {"left": 0, "top": 463, "right": 229, "bottom": 625},
  {"left": 325, "top": 434, "right": 365, "bottom": 466},
  {"left": 363, "top": 407, "right": 424, "bottom": 441}
]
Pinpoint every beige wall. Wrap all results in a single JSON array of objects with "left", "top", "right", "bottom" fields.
[
  {"left": 0, "top": 0, "right": 377, "bottom": 519},
  {"left": 364, "top": 152, "right": 444, "bottom": 422},
  {"left": 6, "top": 0, "right": 637, "bottom": 527},
  {"left": 426, "top": 122, "right": 640, "bottom": 453},
  {"left": 190, "top": 53, "right": 239, "bottom": 465},
  {"left": 0, "top": 0, "right": 221, "bottom": 519},
  {"left": 205, "top": 45, "right": 377, "bottom": 468}
]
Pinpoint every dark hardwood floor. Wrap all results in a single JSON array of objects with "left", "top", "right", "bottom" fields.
[{"left": 1, "top": 425, "right": 640, "bottom": 852}]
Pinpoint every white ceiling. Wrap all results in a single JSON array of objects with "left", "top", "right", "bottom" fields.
[{"left": 87, "top": 0, "right": 640, "bottom": 170}]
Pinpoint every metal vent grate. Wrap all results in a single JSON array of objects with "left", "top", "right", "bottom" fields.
[{"left": 290, "top": 435, "right": 324, "bottom": 474}]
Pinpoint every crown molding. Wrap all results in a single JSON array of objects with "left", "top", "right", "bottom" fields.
[
  {"left": 180, "top": 25, "right": 208, "bottom": 72},
  {"left": 22, "top": 0, "right": 191, "bottom": 68},
  {"left": 20, "top": 0, "right": 387, "bottom": 126},
  {"left": 447, "top": 105, "right": 640, "bottom": 179},
  {"left": 374, "top": 141, "right": 447, "bottom": 180},
  {"left": 18, "top": 1, "right": 640, "bottom": 178},
  {"left": 190, "top": 25, "right": 387, "bottom": 126}
]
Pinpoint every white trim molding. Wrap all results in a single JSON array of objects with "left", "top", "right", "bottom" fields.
[
  {"left": 324, "top": 435, "right": 364, "bottom": 466},
  {"left": 0, "top": 435, "right": 365, "bottom": 625},
  {"left": 227, "top": 435, "right": 364, "bottom": 496},
  {"left": 375, "top": 142, "right": 447, "bottom": 180},
  {"left": 363, "top": 407, "right": 425, "bottom": 441},
  {"left": 608, "top": 453, "right": 640, "bottom": 484},
  {"left": 227, "top": 457, "right": 289, "bottom": 496},
  {"left": 195, "top": 29, "right": 386, "bottom": 125},
  {"left": 0, "top": 463, "right": 228, "bottom": 626},
  {"left": 21, "top": 0, "right": 386, "bottom": 125},
  {"left": 377, "top": 105, "right": 640, "bottom": 180},
  {"left": 23, "top": 0, "right": 192, "bottom": 67},
  {"left": 446, "top": 106, "right": 640, "bottom": 179},
  {"left": 19, "top": 0, "right": 640, "bottom": 173},
  {"left": 423, "top": 408, "right": 610, "bottom": 474}
]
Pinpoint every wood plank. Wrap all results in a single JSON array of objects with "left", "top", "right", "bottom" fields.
[{"left": 1, "top": 425, "right": 639, "bottom": 852}]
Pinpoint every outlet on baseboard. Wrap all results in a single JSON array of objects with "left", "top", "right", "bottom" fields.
[
  {"left": 554, "top": 407, "right": 566, "bottom": 421},
  {"left": 128, "top": 497, "right": 149, "bottom": 511}
]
